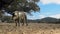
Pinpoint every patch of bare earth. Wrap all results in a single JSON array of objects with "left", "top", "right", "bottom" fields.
[{"left": 0, "top": 23, "right": 60, "bottom": 34}]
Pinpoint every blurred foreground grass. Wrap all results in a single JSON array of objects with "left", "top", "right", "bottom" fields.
[{"left": 0, "top": 23, "right": 60, "bottom": 34}]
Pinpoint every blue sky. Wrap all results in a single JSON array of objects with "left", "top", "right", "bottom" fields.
[{"left": 27, "top": 0, "right": 60, "bottom": 20}]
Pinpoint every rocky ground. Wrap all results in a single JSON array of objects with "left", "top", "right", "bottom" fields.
[{"left": 0, "top": 23, "right": 60, "bottom": 34}]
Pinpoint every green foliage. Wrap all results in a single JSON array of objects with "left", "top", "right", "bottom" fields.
[
  {"left": 0, "top": 0, "right": 40, "bottom": 20},
  {"left": 1, "top": 0, "right": 40, "bottom": 14},
  {"left": 1, "top": 16, "right": 13, "bottom": 23}
]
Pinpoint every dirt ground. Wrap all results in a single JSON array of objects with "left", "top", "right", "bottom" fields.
[{"left": 0, "top": 23, "right": 60, "bottom": 34}]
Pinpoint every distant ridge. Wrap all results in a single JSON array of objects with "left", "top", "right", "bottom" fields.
[
  {"left": 27, "top": 17, "right": 60, "bottom": 23},
  {"left": 40, "top": 17, "right": 58, "bottom": 23}
]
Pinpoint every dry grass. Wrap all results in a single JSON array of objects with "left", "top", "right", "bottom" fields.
[{"left": 0, "top": 23, "right": 60, "bottom": 34}]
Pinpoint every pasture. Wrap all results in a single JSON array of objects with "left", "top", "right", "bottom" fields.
[{"left": 0, "top": 23, "right": 60, "bottom": 34}]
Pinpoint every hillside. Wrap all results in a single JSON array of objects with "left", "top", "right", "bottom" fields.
[
  {"left": 40, "top": 17, "right": 59, "bottom": 23},
  {"left": 28, "top": 17, "right": 60, "bottom": 23}
]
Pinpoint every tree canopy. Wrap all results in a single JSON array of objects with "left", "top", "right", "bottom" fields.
[{"left": 0, "top": 0, "right": 40, "bottom": 15}]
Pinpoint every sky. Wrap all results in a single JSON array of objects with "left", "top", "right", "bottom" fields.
[
  {"left": 27, "top": 0, "right": 60, "bottom": 20},
  {"left": 5, "top": 0, "right": 60, "bottom": 20}
]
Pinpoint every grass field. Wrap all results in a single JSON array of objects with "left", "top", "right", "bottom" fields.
[{"left": 0, "top": 23, "right": 60, "bottom": 34}]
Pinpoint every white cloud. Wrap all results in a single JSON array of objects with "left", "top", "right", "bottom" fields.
[
  {"left": 27, "top": 14, "right": 60, "bottom": 20},
  {"left": 27, "top": 15, "right": 36, "bottom": 20},
  {"left": 39, "top": 15, "right": 46, "bottom": 19},
  {"left": 49, "top": 14, "right": 60, "bottom": 19},
  {"left": 39, "top": 14, "right": 60, "bottom": 19},
  {"left": 27, "top": 16, "right": 36, "bottom": 20},
  {"left": 27, "top": 15, "right": 46, "bottom": 20},
  {"left": 40, "top": 0, "right": 60, "bottom": 4}
]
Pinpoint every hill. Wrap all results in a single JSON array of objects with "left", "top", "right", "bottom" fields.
[
  {"left": 27, "top": 17, "right": 60, "bottom": 23},
  {"left": 40, "top": 17, "right": 58, "bottom": 23}
]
